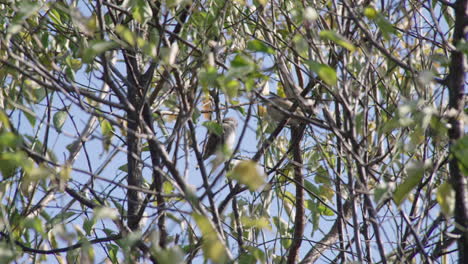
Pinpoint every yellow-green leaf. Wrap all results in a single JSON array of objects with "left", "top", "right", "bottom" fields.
[
  {"left": 0, "top": 110, "right": 11, "bottom": 130},
  {"left": 100, "top": 119, "right": 113, "bottom": 138},
  {"left": 241, "top": 216, "right": 271, "bottom": 230},
  {"left": 306, "top": 61, "right": 337, "bottom": 86},
  {"left": 193, "top": 214, "right": 229, "bottom": 263},
  {"left": 229, "top": 160, "right": 266, "bottom": 191},
  {"left": 116, "top": 25, "right": 136, "bottom": 46},
  {"left": 436, "top": 182, "right": 455, "bottom": 217},
  {"left": 319, "top": 30, "right": 356, "bottom": 52},
  {"left": 363, "top": 6, "right": 377, "bottom": 19}
]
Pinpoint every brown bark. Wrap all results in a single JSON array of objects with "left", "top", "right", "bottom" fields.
[{"left": 447, "top": 0, "right": 468, "bottom": 262}]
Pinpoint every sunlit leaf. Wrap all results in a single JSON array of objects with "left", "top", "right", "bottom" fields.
[
  {"left": 203, "top": 121, "right": 223, "bottom": 136},
  {"left": 317, "top": 203, "right": 334, "bottom": 216},
  {"left": 304, "top": 7, "right": 319, "bottom": 22},
  {"left": 0, "top": 110, "right": 11, "bottom": 130},
  {"left": 8, "top": 1, "right": 41, "bottom": 35},
  {"left": 106, "top": 244, "right": 119, "bottom": 263},
  {"left": 116, "top": 25, "right": 136, "bottom": 46},
  {"left": 100, "top": 119, "right": 113, "bottom": 137},
  {"left": 306, "top": 60, "right": 337, "bottom": 86},
  {"left": 229, "top": 160, "right": 266, "bottom": 191},
  {"left": 132, "top": 0, "right": 153, "bottom": 24},
  {"left": 364, "top": 7, "right": 397, "bottom": 40},
  {"left": 319, "top": 30, "right": 356, "bottom": 52},
  {"left": 193, "top": 213, "right": 229, "bottom": 263},
  {"left": 94, "top": 207, "right": 119, "bottom": 220},
  {"left": 226, "top": 79, "right": 241, "bottom": 96},
  {"left": 231, "top": 54, "right": 254, "bottom": 68},
  {"left": 241, "top": 216, "right": 271, "bottom": 230},
  {"left": 363, "top": 7, "right": 378, "bottom": 19}
]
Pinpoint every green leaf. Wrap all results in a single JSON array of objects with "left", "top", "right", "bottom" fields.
[
  {"left": 203, "top": 121, "right": 223, "bottom": 136},
  {"left": 163, "top": 181, "right": 174, "bottom": 195},
  {"left": 303, "top": 180, "right": 320, "bottom": 200},
  {"left": 228, "top": 160, "right": 266, "bottom": 191},
  {"left": 132, "top": 0, "right": 152, "bottom": 24},
  {"left": 293, "top": 34, "right": 308, "bottom": 55},
  {"left": 0, "top": 110, "right": 11, "bottom": 130},
  {"left": 100, "top": 119, "right": 113, "bottom": 152},
  {"left": 319, "top": 30, "right": 356, "bottom": 52},
  {"left": 83, "top": 218, "right": 95, "bottom": 236},
  {"left": 118, "top": 164, "right": 128, "bottom": 172},
  {"left": 364, "top": 6, "right": 397, "bottom": 40},
  {"left": 306, "top": 60, "right": 338, "bottom": 86},
  {"left": 375, "top": 14, "right": 397, "bottom": 40},
  {"left": 22, "top": 108, "right": 37, "bottom": 127},
  {"left": 374, "top": 182, "right": 392, "bottom": 204},
  {"left": 82, "top": 40, "right": 118, "bottom": 63},
  {"left": 223, "top": 79, "right": 240, "bottom": 98},
  {"left": 436, "top": 182, "right": 455, "bottom": 217},
  {"left": 317, "top": 203, "right": 334, "bottom": 216},
  {"left": 0, "top": 151, "right": 28, "bottom": 178},
  {"left": 193, "top": 213, "right": 229, "bottom": 263},
  {"left": 272, "top": 216, "right": 288, "bottom": 235},
  {"left": 199, "top": 66, "right": 218, "bottom": 91},
  {"left": 66, "top": 57, "right": 82, "bottom": 71},
  {"left": 116, "top": 25, "right": 136, "bottom": 46},
  {"left": 100, "top": 119, "right": 113, "bottom": 138},
  {"left": 393, "top": 162, "right": 424, "bottom": 205},
  {"left": 8, "top": 1, "right": 41, "bottom": 35},
  {"left": 240, "top": 246, "right": 266, "bottom": 264},
  {"left": 106, "top": 244, "right": 119, "bottom": 263},
  {"left": 23, "top": 217, "right": 45, "bottom": 236},
  {"left": 94, "top": 207, "right": 118, "bottom": 220},
  {"left": 241, "top": 216, "right": 271, "bottom": 230},
  {"left": 363, "top": 7, "right": 378, "bottom": 19},
  {"left": 153, "top": 246, "right": 184, "bottom": 264},
  {"left": 53, "top": 111, "right": 67, "bottom": 133},
  {"left": 247, "top": 40, "right": 274, "bottom": 54},
  {"left": 50, "top": 211, "right": 75, "bottom": 226},
  {"left": 314, "top": 166, "right": 331, "bottom": 185},
  {"left": 0, "top": 132, "right": 22, "bottom": 149},
  {"left": 49, "top": 8, "right": 63, "bottom": 27},
  {"left": 452, "top": 135, "right": 468, "bottom": 175},
  {"left": 231, "top": 54, "right": 254, "bottom": 68}
]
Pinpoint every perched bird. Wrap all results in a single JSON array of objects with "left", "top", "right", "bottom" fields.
[
  {"left": 266, "top": 96, "right": 308, "bottom": 126},
  {"left": 202, "top": 117, "right": 238, "bottom": 160}
]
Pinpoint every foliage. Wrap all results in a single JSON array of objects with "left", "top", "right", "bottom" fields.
[{"left": 0, "top": 0, "right": 466, "bottom": 263}]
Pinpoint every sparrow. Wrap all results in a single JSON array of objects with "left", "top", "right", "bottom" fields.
[
  {"left": 202, "top": 117, "right": 238, "bottom": 160},
  {"left": 266, "top": 95, "right": 308, "bottom": 126}
]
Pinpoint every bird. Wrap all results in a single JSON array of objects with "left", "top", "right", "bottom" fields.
[
  {"left": 266, "top": 95, "right": 308, "bottom": 126},
  {"left": 202, "top": 117, "right": 238, "bottom": 160}
]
